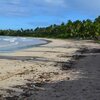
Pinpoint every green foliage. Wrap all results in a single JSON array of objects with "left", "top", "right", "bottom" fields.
[{"left": 0, "top": 16, "right": 100, "bottom": 40}]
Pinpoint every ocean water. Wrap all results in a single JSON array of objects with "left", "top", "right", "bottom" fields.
[{"left": 0, "top": 36, "right": 47, "bottom": 52}]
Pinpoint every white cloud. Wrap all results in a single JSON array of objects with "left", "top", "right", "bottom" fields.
[
  {"left": 0, "top": 0, "right": 30, "bottom": 16},
  {"left": 67, "top": 0, "right": 100, "bottom": 13},
  {"left": 0, "top": 0, "right": 100, "bottom": 17},
  {"left": 44, "top": 0, "right": 66, "bottom": 7},
  {"left": 8, "top": 0, "right": 21, "bottom": 5}
]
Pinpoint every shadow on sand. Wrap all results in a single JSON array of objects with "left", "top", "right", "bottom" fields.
[{"left": 0, "top": 48, "right": 100, "bottom": 100}]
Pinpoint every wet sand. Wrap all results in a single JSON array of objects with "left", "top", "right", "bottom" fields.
[{"left": 0, "top": 38, "right": 100, "bottom": 100}]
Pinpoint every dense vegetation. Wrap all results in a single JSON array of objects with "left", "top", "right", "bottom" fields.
[{"left": 0, "top": 16, "right": 100, "bottom": 40}]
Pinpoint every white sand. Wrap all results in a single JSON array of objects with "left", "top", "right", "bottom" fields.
[{"left": 0, "top": 38, "right": 99, "bottom": 100}]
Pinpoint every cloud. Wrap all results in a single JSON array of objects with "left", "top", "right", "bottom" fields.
[
  {"left": 0, "top": 0, "right": 30, "bottom": 16},
  {"left": 44, "top": 0, "right": 66, "bottom": 7},
  {"left": 0, "top": 0, "right": 100, "bottom": 17},
  {"left": 65, "top": 0, "right": 100, "bottom": 15},
  {"left": 0, "top": 0, "right": 68, "bottom": 17}
]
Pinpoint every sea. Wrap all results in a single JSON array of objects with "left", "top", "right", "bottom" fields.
[{"left": 0, "top": 36, "right": 47, "bottom": 53}]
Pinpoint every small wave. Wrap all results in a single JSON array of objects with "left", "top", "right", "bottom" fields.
[
  {"left": 22, "top": 37, "right": 26, "bottom": 40},
  {"left": 3, "top": 39, "right": 10, "bottom": 41},
  {"left": 0, "top": 36, "right": 46, "bottom": 52},
  {"left": 3, "top": 38, "right": 17, "bottom": 43}
]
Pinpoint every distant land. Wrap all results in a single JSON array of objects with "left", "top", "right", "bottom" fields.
[{"left": 0, "top": 16, "right": 100, "bottom": 40}]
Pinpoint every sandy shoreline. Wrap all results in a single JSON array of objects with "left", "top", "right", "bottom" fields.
[{"left": 0, "top": 38, "right": 100, "bottom": 100}]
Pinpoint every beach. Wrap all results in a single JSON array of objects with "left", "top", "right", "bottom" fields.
[{"left": 0, "top": 38, "right": 100, "bottom": 100}]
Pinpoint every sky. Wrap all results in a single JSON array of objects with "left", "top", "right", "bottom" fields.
[{"left": 0, "top": 0, "right": 100, "bottom": 29}]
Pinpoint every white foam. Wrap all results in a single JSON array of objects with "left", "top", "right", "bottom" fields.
[{"left": 0, "top": 36, "right": 46, "bottom": 52}]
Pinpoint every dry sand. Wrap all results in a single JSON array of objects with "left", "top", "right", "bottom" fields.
[{"left": 0, "top": 38, "right": 100, "bottom": 100}]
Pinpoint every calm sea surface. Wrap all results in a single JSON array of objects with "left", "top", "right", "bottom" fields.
[{"left": 0, "top": 36, "right": 47, "bottom": 52}]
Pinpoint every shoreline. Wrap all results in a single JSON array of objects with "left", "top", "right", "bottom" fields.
[
  {"left": 0, "top": 38, "right": 100, "bottom": 100},
  {"left": 0, "top": 37, "right": 51, "bottom": 54}
]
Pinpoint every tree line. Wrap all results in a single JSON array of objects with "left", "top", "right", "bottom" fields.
[{"left": 0, "top": 16, "right": 100, "bottom": 40}]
